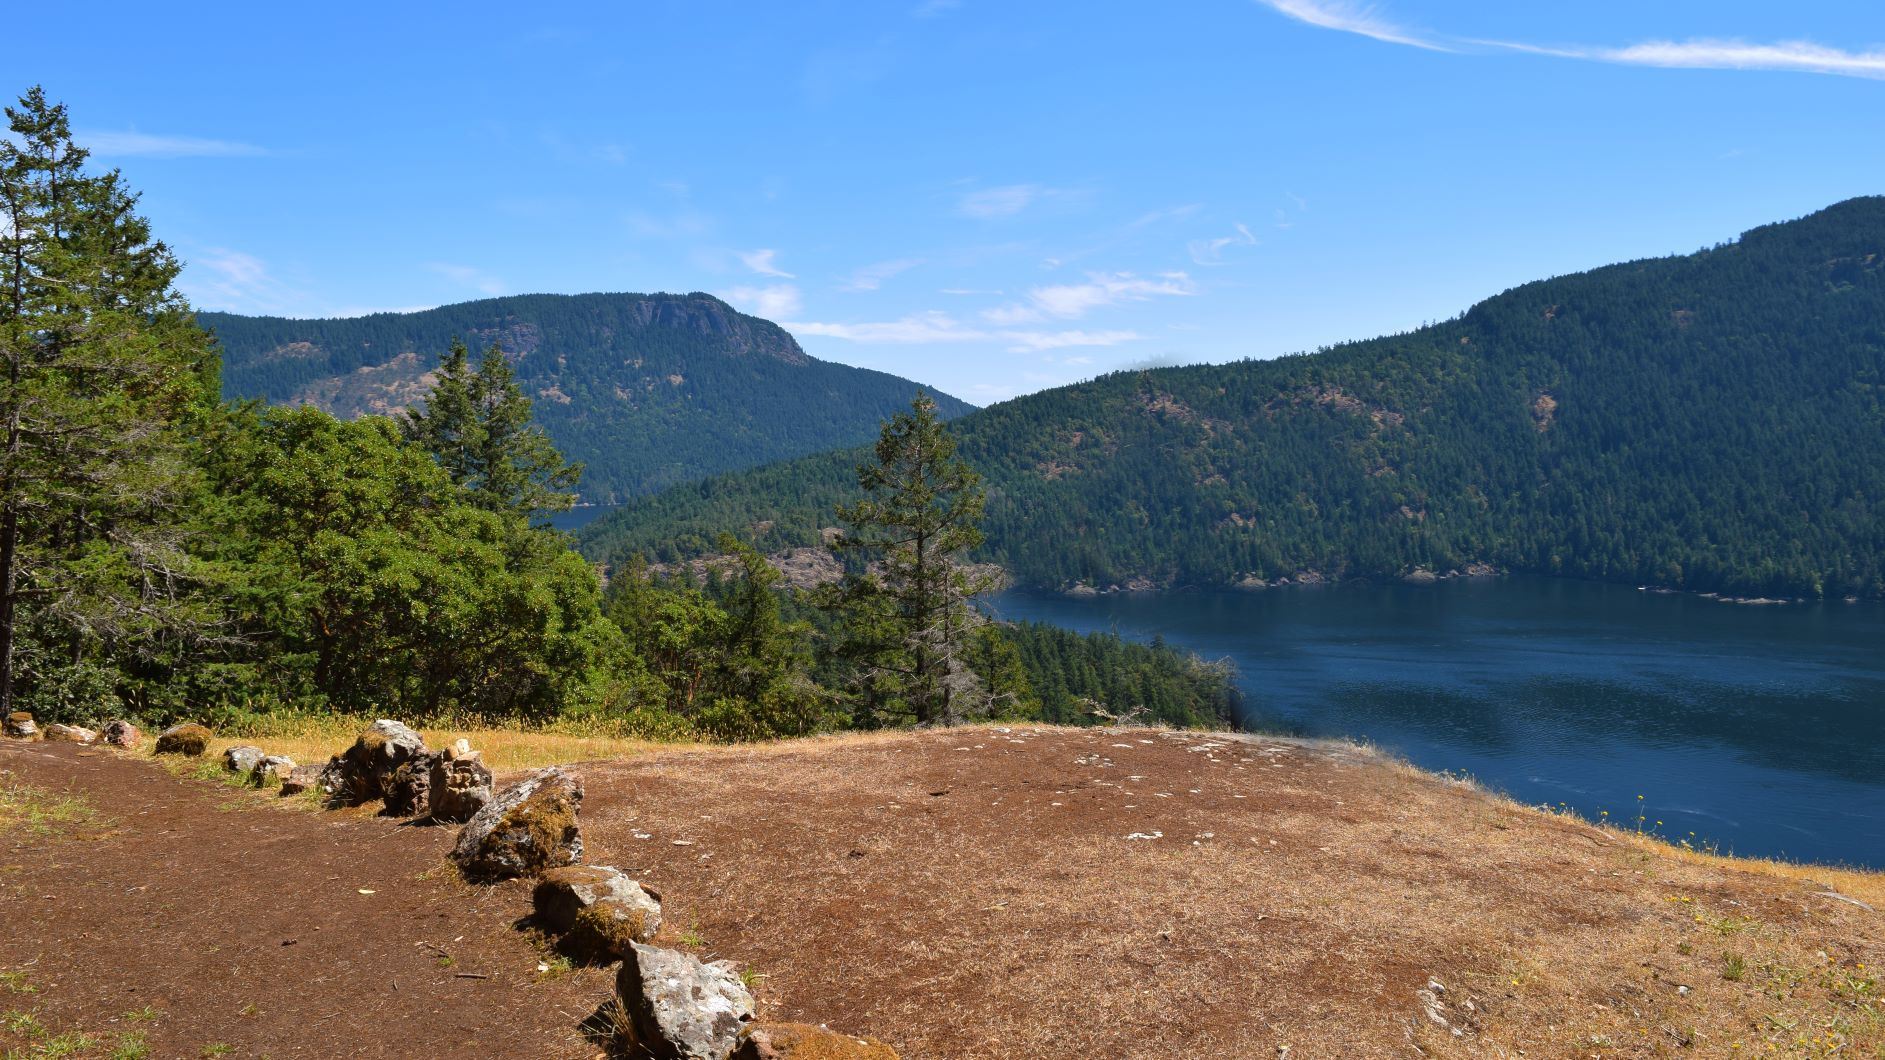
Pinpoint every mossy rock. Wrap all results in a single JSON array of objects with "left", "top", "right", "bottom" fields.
[
  {"left": 4, "top": 711, "right": 37, "bottom": 738},
  {"left": 450, "top": 767, "right": 584, "bottom": 881},
  {"left": 733, "top": 1023, "right": 901, "bottom": 1060},
  {"left": 154, "top": 722, "right": 212, "bottom": 756},
  {"left": 567, "top": 896, "right": 659, "bottom": 962}
]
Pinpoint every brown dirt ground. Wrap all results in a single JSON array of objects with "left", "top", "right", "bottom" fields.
[
  {"left": 0, "top": 740, "right": 611, "bottom": 1060},
  {"left": 3, "top": 726, "right": 1883, "bottom": 1059}
]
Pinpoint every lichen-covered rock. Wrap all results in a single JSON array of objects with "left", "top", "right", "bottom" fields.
[
  {"left": 4, "top": 712, "right": 37, "bottom": 738},
  {"left": 253, "top": 755, "right": 297, "bottom": 786},
  {"left": 428, "top": 746, "right": 493, "bottom": 823},
  {"left": 732, "top": 1023, "right": 901, "bottom": 1060},
  {"left": 223, "top": 745, "right": 265, "bottom": 774},
  {"left": 384, "top": 750, "right": 441, "bottom": 817},
  {"left": 615, "top": 943, "right": 755, "bottom": 1060},
  {"left": 451, "top": 766, "right": 583, "bottom": 881},
  {"left": 154, "top": 722, "right": 212, "bottom": 756},
  {"left": 101, "top": 720, "right": 141, "bottom": 749},
  {"left": 322, "top": 720, "right": 429, "bottom": 806},
  {"left": 280, "top": 763, "right": 323, "bottom": 797},
  {"left": 534, "top": 865, "right": 662, "bottom": 960},
  {"left": 44, "top": 723, "right": 98, "bottom": 744}
]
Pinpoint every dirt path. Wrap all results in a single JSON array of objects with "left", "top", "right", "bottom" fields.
[{"left": 0, "top": 741, "right": 609, "bottom": 1059}]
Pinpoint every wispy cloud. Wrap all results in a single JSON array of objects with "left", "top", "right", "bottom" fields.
[
  {"left": 1257, "top": 0, "right": 1446, "bottom": 50},
  {"left": 959, "top": 184, "right": 1051, "bottom": 219},
  {"left": 429, "top": 263, "right": 506, "bottom": 296},
  {"left": 1130, "top": 203, "right": 1205, "bottom": 227},
  {"left": 1254, "top": 0, "right": 1885, "bottom": 80},
  {"left": 840, "top": 257, "right": 923, "bottom": 292},
  {"left": 738, "top": 248, "right": 794, "bottom": 278},
  {"left": 721, "top": 283, "right": 803, "bottom": 319},
  {"left": 181, "top": 248, "right": 304, "bottom": 315},
  {"left": 788, "top": 311, "right": 1147, "bottom": 353},
  {"left": 984, "top": 271, "right": 1197, "bottom": 325},
  {"left": 79, "top": 131, "right": 267, "bottom": 158},
  {"left": 1188, "top": 223, "right": 1259, "bottom": 265}
]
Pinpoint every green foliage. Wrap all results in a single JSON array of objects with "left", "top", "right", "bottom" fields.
[
  {"left": 204, "top": 293, "right": 973, "bottom": 502},
  {"left": 400, "top": 339, "right": 581, "bottom": 520},
  {"left": 826, "top": 394, "right": 996, "bottom": 726},
  {"left": 581, "top": 197, "right": 1885, "bottom": 601},
  {"left": 996, "top": 622, "right": 1241, "bottom": 729},
  {"left": 0, "top": 87, "right": 221, "bottom": 719}
]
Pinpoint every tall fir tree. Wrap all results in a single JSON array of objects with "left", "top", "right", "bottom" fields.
[
  {"left": 0, "top": 87, "right": 217, "bottom": 717},
  {"left": 826, "top": 392, "right": 995, "bottom": 726},
  {"left": 402, "top": 339, "right": 581, "bottom": 519}
]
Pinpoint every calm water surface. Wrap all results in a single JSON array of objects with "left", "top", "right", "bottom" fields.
[{"left": 989, "top": 578, "right": 1885, "bottom": 868}]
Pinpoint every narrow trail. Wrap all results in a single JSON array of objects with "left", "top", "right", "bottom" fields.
[{"left": 0, "top": 741, "right": 607, "bottom": 1059}]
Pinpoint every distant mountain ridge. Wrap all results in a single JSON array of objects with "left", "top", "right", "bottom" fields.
[
  {"left": 578, "top": 198, "right": 1885, "bottom": 600},
  {"left": 204, "top": 292, "right": 972, "bottom": 502}
]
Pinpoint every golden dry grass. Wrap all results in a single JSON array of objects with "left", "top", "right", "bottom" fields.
[{"left": 179, "top": 714, "right": 706, "bottom": 773}]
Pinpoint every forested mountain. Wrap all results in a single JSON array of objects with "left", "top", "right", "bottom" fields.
[
  {"left": 204, "top": 293, "right": 973, "bottom": 501},
  {"left": 581, "top": 198, "right": 1885, "bottom": 600}
]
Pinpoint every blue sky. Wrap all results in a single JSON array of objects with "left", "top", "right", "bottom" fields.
[{"left": 15, "top": 1, "right": 1885, "bottom": 403}]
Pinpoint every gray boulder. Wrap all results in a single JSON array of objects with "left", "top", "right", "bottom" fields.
[
  {"left": 429, "top": 746, "right": 494, "bottom": 823},
  {"left": 280, "top": 763, "right": 324, "bottom": 797},
  {"left": 44, "top": 723, "right": 97, "bottom": 744},
  {"left": 323, "top": 720, "right": 429, "bottom": 805},
  {"left": 101, "top": 720, "right": 141, "bottom": 749},
  {"left": 534, "top": 865, "right": 662, "bottom": 960},
  {"left": 253, "top": 755, "right": 298, "bottom": 786},
  {"left": 4, "top": 711, "right": 37, "bottom": 738},
  {"left": 615, "top": 943, "right": 755, "bottom": 1060},
  {"left": 223, "top": 745, "right": 266, "bottom": 774},
  {"left": 384, "top": 750, "right": 441, "bottom": 817},
  {"left": 451, "top": 766, "right": 583, "bottom": 881}
]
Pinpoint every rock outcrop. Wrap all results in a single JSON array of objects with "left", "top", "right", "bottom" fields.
[
  {"left": 732, "top": 1023, "right": 900, "bottom": 1060},
  {"left": 615, "top": 943, "right": 755, "bottom": 1060},
  {"left": 43, "top": 723, "right": 97, "bottom": 744},
  {"left": 223, "top": 745, "right": 266, "bottom": 774},
  {"left": 101, "top": 720, "right": 141, "bottom": 749},
  {"left": 451, "top": 766, "right": 583, "bottom": 880},
  {"left": 534, "top": 865, "right": 662, "bottom": 961},
  {"left": 154, "top": 722, "right": 212, "bottom": 756},
  {"left": 4, "top": 712, "right": 37, "bottom": 738},
  {"left": 428, "top": 744, "right": 493, "bottom": 823}
]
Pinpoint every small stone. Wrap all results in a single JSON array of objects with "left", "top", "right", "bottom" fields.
[
  {"left": 224, "top": 745, "right": 266, "bottom": 774},
  {"left": 101, "top": 720, "right": 141, "bottom": 749},
  {"left": 154, "top": 723, "right": 212, "bottom": 756},
  {"left": 253, "top": 755, "right": 298, "bottom": 786},
  {"left": 732, "top": 1023, "right": 900, "bottom": 1059},
  {"left": 4, "top": 711, "right": 37, "bottom": 739},
  {"left": 43, "top": 723, "right": 98, "bottom": 744},
  {"left": 615, "top": 943, "right": 754, "bottom": 1059},
  {"left": 280, "top": 763, "right": 324, "bottom": 797},
  {"left": 451, "top": 766, "right": 583, "bottom": 881}
]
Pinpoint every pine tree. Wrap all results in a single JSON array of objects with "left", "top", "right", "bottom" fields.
[
  {"left": 826, "top": 392, "right": 995, "bottom": 726},
  {"left": 0, "top": 87, "right": 217, "bottom": 717},
  {"left": 402, "top": 339, "right": 581, "bottom": 519}
]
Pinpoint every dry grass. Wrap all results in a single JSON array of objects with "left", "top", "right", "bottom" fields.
[
  {"left": 0, "top": 773, "right": 114, "bottom": 841},
  {"left": 171, "top": 715, "right": 706, "bottom": 774}
]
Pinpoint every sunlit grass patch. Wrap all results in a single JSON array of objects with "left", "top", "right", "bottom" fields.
[{"left": 0, "top": 776, "right": 113, "bottom": 841}]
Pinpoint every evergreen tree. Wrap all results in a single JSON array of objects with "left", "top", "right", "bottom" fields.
[
  {"left": 402, "top": 339, "right": 581, "bottom": 520},
  {"left": 826, "top": 393, "right": 994, "bottom": 726},
  {"left": 0, "top": 87, "right": 217, "bottom": 716}
]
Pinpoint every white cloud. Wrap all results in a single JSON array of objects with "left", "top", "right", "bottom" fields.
[
  {"left": 429, "top": 263, "right": 506, "bottom": 297},
  {"left": 1255, "top": 0, "right": 1885, "bottom": 81},
  {"left": 840, "top": 257, "right": 923, "bottom": 291},
  {"left": 1255, "top": 0, "right": 1448, "bottom": 51},
  {"left": 181, "top": 248, "right": 304, "bottom": 315},
  {"left": 940, "top": 287, "right": 1005, "bottom": 296},
  {"left": 1003, "top": 329, "right": 1142, "bottom": 352},
  {"left": 1188, "top": 223, "right": 1259, "bottom": 265},
  {"left": 959, "top": 184, "right": 1047, "bottom": 219},
  {"left": 1130, "top": 203, "right": 1205, "bottom": 227},
  {"left": 738, "top": 248, "right": 794, "bottom": 278},
  {"left": 79, "top": 131, "right": 267, "bottom": 158},
  {"left": 985, "top": 270, "right": 1197, "bottom": 324},
  {"left": 786, "top": 311, "right": 1147, "bottom": 353},
  {"left": 722, "top": 283, "right": 804, "bottom": 320}
]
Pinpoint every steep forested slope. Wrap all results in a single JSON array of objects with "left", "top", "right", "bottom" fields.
[
  {"left": 580, "top": 198, "right": 1885, "bottom": 599},
  {"left": 205, "top": 293, "right": 972, "bottom": 501}
]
